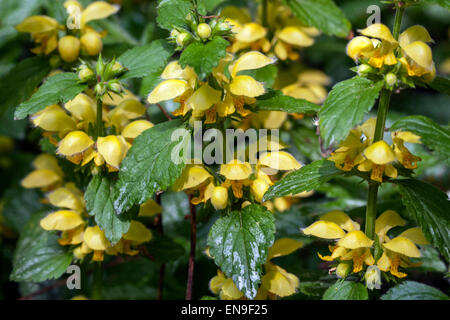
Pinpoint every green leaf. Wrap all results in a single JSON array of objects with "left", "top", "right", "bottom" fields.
[
  {"left": 2, "top": 187, "right": 46, "bottom": 234},
  {"left": 263, "top": 160, "right": 344, "bottom": 201},
  {"left": 421, "top": 0, "right": 450, "bottom": 11},
  {"left": 10, "top": 211, "right": 73, "bottom": 282},
  {"left": 319, "top": 76, "right": 383, "bottom": 147},
  {"left": 426, "top": 76, "right": 450, "bottom": 95},
  {"left": 322, "top": 280, "right": 368, "bottom": 300},
  {"left": 14, "top": 72, "right": 87, "bottom": 120},
  {"left": 0, "top": 56, "right": 50, "bottom": 117},
  {"left": 179, "top": 36, "right": 229, "bottom": 80},
  {"left": 145, "top": 234, "right": 185, "bottom": 263},
  {"left": 113, "top": 119, "right": 190, "bottom": 214},
  {"left": 396, "top": 179, "right": 450, "bottom": 261},
  {"left": 381, "top": 281, "right": 449, "bottom": 300},
  {"left": 118, "top": 40, "right": 174, "bottom": 80},
  {"left": 156, "top": 0, "right": 193, "bottom": 31},
  {"left": 85, "top": 175, "right": 131, "bottom": 244},
  {"left": 284, "top": 0, "right": 351, "bottom": 38},
  {"left": 390, "top": 115, "right": 450, "bottom": 164},
  {"left": 207, "top": 204, "right": 276, "bottom": 299},
  {"left": 255, "top": 89, "right": 320, "bottom": 113}
]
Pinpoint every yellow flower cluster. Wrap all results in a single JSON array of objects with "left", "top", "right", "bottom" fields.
[
  {"left": 302, "top": 210, "right": 427, "bottom": 281},
  {"left": 20, "top": 153, "right": 161, "bottom": 261},
  {"left": 16, "top": 1, "right": 119, "bottom": 62},
  {"left": 31, "top": 91, "right": 153, "bottom": 172},
  {"left": 209, "top": 238, "right": 302, "bottom": 299},
  {"left": 328, "top": 118, "right": 422, "bottom": 182},
  {"left": 347, "top": 23, "right": 435, "bottom": 81}
]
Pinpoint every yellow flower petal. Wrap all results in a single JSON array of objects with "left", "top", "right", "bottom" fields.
[
  {"left": 230, "top": 75, "right": 265, "bottom": 97},
  {"left": 209, "top": 270, "right": 226, "bottom": 294},
  {"left": 138, "top": 199, "right": 162, "bottom": 217},
  {"left": 278, "top": 26, "right": 314, "bottom": 47},
  {"left": 123, "top": 220, "right": 152, "bottom": 244},
  {"left": 220, "top": 278, "right": 244, "bottom": 300},
  {"left": 31, "top": 105, "right": 77, "bottom": 133},
  {"left": 21, "top": 169, "right": 62, "bottom": 189},
  {"left": 261, "top": 265, "right": 299, "bottom": 297},
  {"left": 250, "top": 179, "right": 270, "bottom": 203},
  {"left": 47, "top": 186, "right": 84, "bottom": 212},
  {"left": 40, "top": 210, "right": 84, "bottom": 231},
  {"left": 320, "top": 210, "right": 360, "bottom": 232},
  {"left": 186, "top": 84, "right": 222, "bottom": 112},
  {"left": 364, "top": 141, "right": 395, "bottom": 165},
  {"left": 121, "top": 120, "right": 153, "bottom": 139},
  {"left": 64, "top": 93, "right": 96, "bottom": 123},
  {"left": 358, "top": 23, "right": 397, "bottom": 43},
  {"left": 219, "top": 160, "right": 252, "bottom": 180},
  {"left": 337, "top": 230, "right": 374, "bottom": 249},
  {"left": 302, "top": 221, "right": 346, "bottom": 239},
  {"left": 402, "top": 41, "right": 434, "bottom": 71},
  {"left": 84, "top": 225, "right": 110, "bottom": 250},
  {"left": 147, "top": 79, "right": 189, "bottom": 104},
  {"left": 16, "top": 16, "right": 59, "bottom": 33},
  {"left": 230, "top": 51, "right": 275, "bottom": 77},
  {"left": 383, "top": 236, "right": 421, "bottom": 258},
  {"left": 58, "top": 131, "right": 94, "bottom": 157},
  {"left": 268, "top": 238, "right": 303, "bottom": 260},
  {"left": 399, "top": 25, "right": 433, "bottom": 48},
  {"left": 33, "top": 154, "right": 63, "bottom": 175},
  {"left": 81, "top": 1, "right": 119, "bottom": 26},
  {"left": 173, "top": 165, "right": 212, "bottom": 191},
  {"left": 375, "top": 210, "right": 406, "bottom": 238},
  {"left": 96, "top": 135, "right": 128, "bottom": 169},
  {"left": 398, "top": 227, "right": 429, "bottom": 245},
  {"left": 235, "top": 22, "right": 267, "bottom": 43}
]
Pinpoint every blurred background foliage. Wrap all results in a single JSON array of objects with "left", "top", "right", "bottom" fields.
[{"left": 0, "top": 0, "right": 448, "bottom": 299}]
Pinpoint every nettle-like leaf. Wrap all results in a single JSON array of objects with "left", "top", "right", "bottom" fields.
[
  {"left": 239, "top": 64, "right": 278, "bottom": 88},
  {"left": 421, "top": 0, "right": 450, "bottom": 11},
  {"left": 391, "top": 115, "right": 450, "bottom": 164},
  {"left": 156, "top": 0, "right": 193, "bottom": 31},
  {"left": 396, "top": 179, "right": 450, "bottom": 262},
  {"left": 0, "top": 56, "right": 50, "bottom": 117},
  {"left": 263, "top": 160, "right": 344, "bottom": 201},
  {"left": 207, "top": 204, "right": 276, "bottom": 299},
  {"left": 255, "top": 89, "right": 320, "bottom": 114},
  {"left": 85, "top": 175, "right": 131, "bottom": 244},
  {"left": 118, "top": 40, "right": 174, "bottom": 80},
  {"left": 10, "top": 211, "right": 73, "bottom": 282},
  {"left": 381, "top": 281, "right": 449, "bottom": 300},
  {"left": 322, "top": 280, "right": 368, "bottom": 300},
  {"left": 284, "top": 0, "right": 351, "bottom": 38},
  {"left": 179, "top": 36, "right": 229, "bottom": 80},
  {"left": 426, "top": 76, "right": 450, "bottom": 95},
  {"left": 319, "top": 76, "right": 384, "bottom": 147},
  {"left": 114, "top": 119, "right": 190, "bottom": 214},
  {"left": 14, "top": 72, "right": 87, "bottom": 120}
]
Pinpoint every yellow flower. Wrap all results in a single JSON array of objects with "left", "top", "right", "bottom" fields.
[
  {"left": 375, "top": 210, "right": 428, "bottom": 278},
  {"left": 302, "top": 211, "right": 375, "bottom": 273},
  {"left": 173, "top": 164, "right": 214, "bottom": 204},
  {"left": 273, "top": 26, "right": 316, "bottom": 61},
  {"left": 95, "top": 135, "right": 129, "bottom": 171},
  {"left": 21, "top": 154, "right": 64, "bottom": 190},
  {"left": 358, "top": 141, "right": 397, "bottom": 183},
  {"left": 211, "top": 186, "right": 229, "bottom": 210},
  {"left": 107, "top": 220, "right": 152, "bottom": 256},
  {"left": 65, "top": 0, "right": 119, "bottom": 33},
  {"left": 47, "top": 183, "right": 85, "bottom": 213},
  {"left": 328, "top": 127, "right": 367, "bottom": 171},
  {"left": 31, "top": 105, "right": 77, "bottom": 135},
  {"left": 209, "top": 270, "right": 244, "bottom": 300},
  {"left": 83, "top": 225, "right": 110, "bottom": 261},
  {"left": 121, "top": 120, "right": 153, "bottom": 141},
  {"left": 391, "top": 131, "right": 422, "bottom": 169},
  {"left": 138, "top": 199, "right": 162, "bottom": 217},
  {"left": 220, "top": 160, "right": 252, "bottom": 198},
  {"left": 16, "top": 16, "right": 60, "bottom": 55},
  {"left": 107, "top": 99, "right": 146, "bottom": 132},
  {"left": 40, "top": 210, "right": 85, "bottom": 246},
  {"left": 57, "top": 131, "right": 95, "bottom": 165},
  {"left": 58, "top": 35, "right": 81, "bottom": 62},
  {"left": 228, "top": 20, "right": 271, "bottom": 54},
  {"left": 64, "top": 93, "right": 97, "bottom": 130}
]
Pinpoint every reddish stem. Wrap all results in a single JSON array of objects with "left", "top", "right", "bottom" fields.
[{"left": 185, "top": 196, "right": 196, "bottom": 300}]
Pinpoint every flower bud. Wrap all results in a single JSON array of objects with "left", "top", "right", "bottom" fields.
[
  {"left": 94, "top": 82, "right": 106, "bottom": 96},
  {"left": 211, "top": 186, "right": 228, "bottom": 210},
  {"left": 95, "top": 55, "right": 106, "bottom": 77},
  {"left": 357, "top": 64, "right": 373, "bottom": 76},
  {"left": 336, "top": 262, "right": 352, "bottom": 278},
  {"left": 176, "top": 32, "right": 192, "bottom": 47},
  {"left": 385, "top": 72, "right": 397, "bottom": 87},
  {"left": 78, "top": 66, "right": 95, "bottom": 82},
  {"left": 58, "top": 36, "right": 80, "bottom": 63},
  {"left": 251, "top": 179, "right": 270, "bottom": 203},
  {"left": 80, "top": 32, "right": 103, "bottom": 56},
  {"left": 364, "top": 265, "right": 382, "bottom": 290},
  {"left": 107, "top": 80, "right": 123, "bottom": 94},
  {"left": 170, "top": 29, "right": 180, "bottom": 38},
  {"left": 197, "top": 23, "right": 212, "bottom": 39},
  {"left": 215, "top": 21, "right": 232, "bottom": 34}
]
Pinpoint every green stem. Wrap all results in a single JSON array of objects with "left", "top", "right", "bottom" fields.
[
  {"left": 91, "top": 262, "right": 102, "bottom": 300},
  {"left": 364, "top": 6, "right": 404, "bottom": 239},
  {"left": 262, "top": 0, "right": 268, "bottom": 28},
  {"left": 96, "top": 98, "right": 103, "bottom": 139}
]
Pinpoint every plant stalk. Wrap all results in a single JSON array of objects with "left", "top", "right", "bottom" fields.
[
  {"left": 91, "top": 262, "right": 102, "bottom": 300},
  {"left": 186, "top": 196, "right": 196, "bottom": 300},
  {"left": 96, "top": 98, "right": 103, "bottom": 139},
  {"left": 364, "top": 5, "right": 404, "bottom": 239}
]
